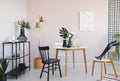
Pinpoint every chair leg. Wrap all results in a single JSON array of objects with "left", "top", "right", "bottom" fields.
[
  {"left": 104, "top": 63, "right": 107, "bottom": 74},
  {"left": 52, "top": 63, "right": 54, "bottom": 75},
  {"left": 91, "top": 61, "right": 95, "bottom": 76},
  {"left": 100, "top": 63, "right": 103, "bottom": 80},
  {"left": 58, "top": 61, "right": 62, "bottom": 77},
  {"left": 40, "top": 64, "right": 45, "bottom": 78},
  {"left": 111, "top": 61, "right": 118, "bottom": 78},
  {"left": 47, "top": 64, "right": 50, "bottom": 81}
]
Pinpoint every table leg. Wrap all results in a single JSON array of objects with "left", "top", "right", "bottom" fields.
[
  {"left": 65, "top": 50, "right": 68, "bottom": 76},
  {"left": 55, "top": 49, "right": 59, "bottom": 70},
  {"left": 83, "top": 49, "right": 87, "bottom": 73},
  {"left": 56, "top": 49, "right": 58, "bottom": 59},
  {"left": 72, "top": 50, "right": 75, "bottom": 69}
]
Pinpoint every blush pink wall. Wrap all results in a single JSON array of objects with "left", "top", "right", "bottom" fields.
[{"left": 28, "top": 0, "right": 108, "bottom": 63}]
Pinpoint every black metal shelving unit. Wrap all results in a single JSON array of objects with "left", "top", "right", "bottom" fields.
[{"left": 2, "top": 41, "right": 30, "bottom": 79}]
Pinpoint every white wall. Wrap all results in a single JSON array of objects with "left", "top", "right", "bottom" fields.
[
  {"left": 28, "top": 0, "right": 108, "bottom": 63},
  {"left": 0, "top": 0, "right": 28, "bottom": 57},
  {"left": 0, "top": 0, "right": 108, "bottom": 64},
  {"left": 0, "top": 0, "right": 29, "bottom": 73}
]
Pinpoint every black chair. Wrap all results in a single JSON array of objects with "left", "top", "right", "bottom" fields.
[{"left": 38, "top": 46, "right": 62, "bottom": 81}]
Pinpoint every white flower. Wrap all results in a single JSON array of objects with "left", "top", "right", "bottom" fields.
[{"left": 68, "top": 32, "right": 74, "bottom": 39}]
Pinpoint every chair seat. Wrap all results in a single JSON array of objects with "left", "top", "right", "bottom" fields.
[
  {"left": 93, "top": 58, "right": 110, "bottom": 62},
  {"left": 43, "top": 58, "right": 60, "bottom": 64}
]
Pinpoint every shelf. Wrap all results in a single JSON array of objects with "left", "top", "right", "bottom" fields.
[
  {"left": 5, "top": 54, "right": 30, "bottom": 60},
  {"left": 3, "top": 41, "right": 30, "bottom": 79},
  {"left": 6, "top": 66, "right": 30, "bottom": 76},
  {"left": 3, "top": 41, "right": 30, "bottom": 44}
]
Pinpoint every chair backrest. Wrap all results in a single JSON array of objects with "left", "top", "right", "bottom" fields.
[{"left": 38, "top": 46, "right": 50, "bottom": 63}]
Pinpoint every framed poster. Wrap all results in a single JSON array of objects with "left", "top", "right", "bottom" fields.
[{"left": 80, "top": 11, "right": 95, "bottom": 31}]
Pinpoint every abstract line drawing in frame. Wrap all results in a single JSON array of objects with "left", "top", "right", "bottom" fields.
[{"left": 79, "top": 11, "right": 95, "bottom": 31}]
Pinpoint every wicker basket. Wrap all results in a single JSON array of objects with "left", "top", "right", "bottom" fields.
[{"left": 34, "top": 57, "right": 43, "bottom": 69}]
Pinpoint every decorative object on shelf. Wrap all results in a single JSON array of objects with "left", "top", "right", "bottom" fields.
[
  {"left": 35, "top": 16, "right": 44, "bottom": 28},
  {"left": 17, "top": 29, "right": 27, "bottom": 41},
  {"left": 18, "top": 63, "right": 26, "bottom": 71},
  {"left": 59, "top": 27, "right": 68, "bottom": 47},
  {"left": 17, "top": 20, "right": 31, "bottom": 41},
  {"left": 67, "top": 32, "right": 74, "bottom": 48},
  {"left": 0, "top": 58, "right": 9, "bottom": 81}
]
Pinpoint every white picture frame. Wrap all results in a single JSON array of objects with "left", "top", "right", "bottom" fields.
[{"left": 80, "top": 11, "right": 95, "bottom": 31}]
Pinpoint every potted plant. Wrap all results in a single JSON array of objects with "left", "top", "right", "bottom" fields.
[
  {"left": 0, "top": 58, "right": 9, "bottom": 81},
  {"left": 67, "top": 32, "right": 74, "bottom": 48},
  {"left": 113, "top": 33, "right": 120, "bottom": 59},
  {"left": 59, "top": 27, "right": 68, "bottom": 47},
  {"left": 17, "top": 20, "right": 31, "bottom": 41}
]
